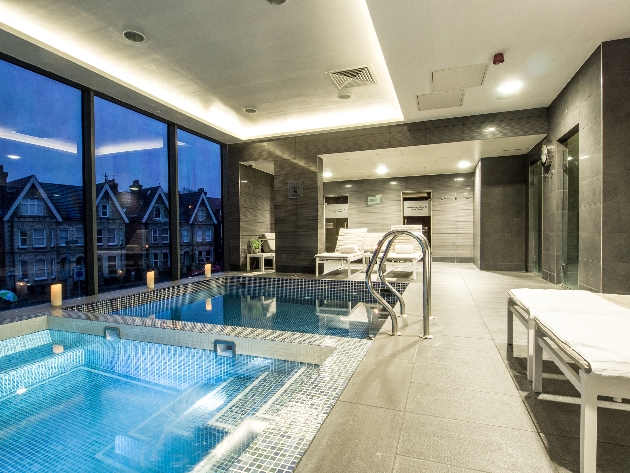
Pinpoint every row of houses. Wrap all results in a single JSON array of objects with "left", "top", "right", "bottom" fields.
[{"left": 0, "top": 165, "right": 222, "bottom": 292}]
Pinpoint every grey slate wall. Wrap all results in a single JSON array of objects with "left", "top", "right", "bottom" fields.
[
  {"left": 539, "top": 46, "right": 601, "bottom": 289},
  {"left": 324, "top": 173, "right": 474, "bottom": 261},
  {"left": 476, "top": 155, "right": 529, "bottom": 271},
  {"left": 226, "top": 108, "right": 547, "bottom": 272},
  {"left": 239, "top": 164, "right": 274, "bottom": 266},
  {"left": 601, "top": 38, "right": 630, "bottom": 293}
]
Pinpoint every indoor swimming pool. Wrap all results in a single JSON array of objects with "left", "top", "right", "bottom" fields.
[
  {"left": 0, "top": 330, "right": 317, "bottom": 473},
  {"left": 70, "top": 276, "right": 407, "bottom": 340}
]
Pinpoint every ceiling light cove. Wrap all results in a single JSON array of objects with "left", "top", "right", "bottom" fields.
[
  {"left": 0, "top": 0, "right": 401, "bottom": 141},
  {"left": 497, "top": 81, "right": 523, "bottom": 99},
  {"left": 376, "top": 165, "right": 388, "bottom": 174},
  {"left": 457, "top": 160, "right": 471, "bottom": 168}
]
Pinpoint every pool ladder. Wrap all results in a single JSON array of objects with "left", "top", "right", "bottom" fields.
[{"left": 365, "top": 230, "right": 432, "bottom": 338}]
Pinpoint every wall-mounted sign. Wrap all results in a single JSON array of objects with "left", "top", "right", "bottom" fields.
[
  {"left": 325, "top": 203, "right": 348, "bottom": 218},
  {"left": 366, "top": 195, "right": 382, "bottom": 206},
  {"left": 403, "top": 200, "right": 431, "bottom": 216},
  {"left": 288, "top": 181, "right": 303, "bottom": 198}
]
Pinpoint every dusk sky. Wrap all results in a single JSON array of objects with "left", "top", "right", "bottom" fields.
[{"left": 0, "top": 58, "right": 222, "bottom": 198}]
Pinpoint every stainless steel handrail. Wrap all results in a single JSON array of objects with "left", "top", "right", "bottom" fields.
[{"left": 365, "top": 230, "right": 432, "bottom": 338}]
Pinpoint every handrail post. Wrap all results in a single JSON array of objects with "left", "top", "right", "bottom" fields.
[{"left": 364, "top": 229, "right": 432, "bottom": 338}]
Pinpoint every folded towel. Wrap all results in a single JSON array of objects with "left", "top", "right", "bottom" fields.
[
  {"left": 395, "top": 244, "right": 414, "bottom": 254},
  {"left": 338, "top": 245, "right": 359, "bottom": 254}
]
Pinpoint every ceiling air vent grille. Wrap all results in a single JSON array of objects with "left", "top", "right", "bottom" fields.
[{"left": 326, "top": 66, "right": 378, "bottom": 90}]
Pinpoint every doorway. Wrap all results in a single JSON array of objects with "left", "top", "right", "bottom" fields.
[
  {"left": 324, "top": 195, "right": 348, "bottom": 252},
  {"left": 531, "top": 160, "right": 543, "bottom": 275},
  {"left": 560, "top": 131, "right": 579, "bottom": 289},
  {"left": 402, "top": 191, "right": 431, "bottom": 246}
]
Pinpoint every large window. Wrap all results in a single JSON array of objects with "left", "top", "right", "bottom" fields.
[
  {"left": 0, "top": 58, "right": 83, "bottom": 305},
  {"left": 178, "top": 129, "right": 222, "bottom": 275},
  {"left": 0, "top": 58, "right": 223, "bottom": 311},
  {"left": 95, "top": 97, "right": 168, "bottom": 292}
]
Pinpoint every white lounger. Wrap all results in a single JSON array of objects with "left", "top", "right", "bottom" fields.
[
  {"left": 315, "top": 228, "right": 367, "bottom": 278},
  {"left": 532, "top": 308, "right": 630, "bottom": 473},
  {"left": 507, "top": 289, "right": 628, "bottom": 380}
]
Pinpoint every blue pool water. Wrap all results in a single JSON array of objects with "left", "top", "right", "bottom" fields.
[
  {"left": 112, "top": 287, "right": 387, "bottom": 339},
  {"left": 0, "top": 331, "right": 316, "bottom": 473}
]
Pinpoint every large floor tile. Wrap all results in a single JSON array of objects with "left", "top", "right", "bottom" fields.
[
  {"left": 411, "top": 359, "right": 519, "bottom": 396},
  {"left": 398, "top": 412, "right": 555, "bottom": 473},
  {"left": 366, "top": 332, "right": 420, "bottom": 361},
  {"left": 340, "top": 356, "right": 413, "bottom": 410},
  {"left": 422, "top": 334, "right": 499, "bottom": 353},
  {"left": 295, "top": 401, "right": 403, "bottom": 473},
  {"left": 392, "top": 455, "right": 478, "bottom": 473},
  {"left": 541, "top": 433, "right": 630, "bottom": 473},
  {"left": 415, "top": 346, "right": 507, "bottom": 371},
  {"left": 406, "top": 383, "right": 536, "bottom": 431}
]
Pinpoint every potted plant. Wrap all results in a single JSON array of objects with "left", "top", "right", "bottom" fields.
[{"left": 249, "top": 238, "right": 261, "bottom": 254}]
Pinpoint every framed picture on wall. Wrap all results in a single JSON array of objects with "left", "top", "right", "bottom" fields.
[{"left": 366, "top": 194, "right": 382, "bottom": 206}]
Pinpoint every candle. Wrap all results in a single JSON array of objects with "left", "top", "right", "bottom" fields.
[
  {"left": 51, "top": 283, "right": 62, "bottom": 307},
  {"left": 147, "top": 271, "right": 155, "bottom": 289},
  {"left": 206, "top": 298, "right": 213, "bottom": 311},
  {"left": 205, "top": 263, "right": 212, "bottom": 278}
]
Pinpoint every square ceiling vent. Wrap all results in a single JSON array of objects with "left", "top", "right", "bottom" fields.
[
  {"left": 417, "top": 90, "right": 464, "bottom": 111},
  {"left": 431, "top": 64, "right": 488, "bottom": 92}
]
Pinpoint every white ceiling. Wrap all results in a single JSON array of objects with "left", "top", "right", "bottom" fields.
[
  {"left": 0, "top": 0, "right": 629, "bottom": 142},
  {"left": 320, "top": 135, "right": 545, "bottom": 182}
]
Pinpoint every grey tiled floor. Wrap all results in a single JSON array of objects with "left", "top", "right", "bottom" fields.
[{"left": 295, "top": 263, "right": 630, "bottom": 473}]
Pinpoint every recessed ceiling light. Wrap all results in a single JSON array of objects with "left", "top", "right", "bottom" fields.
[
  {"left": 376, "top": 165, "right": 387, "bottom": 174},
  {"left": 497, "top": 81, "right": 522, "bottom": 99},
  {"left": 568, "top": 157, "right": 573, "bottom": 161},
  {"left": 457, "top": 161, "right": 471, "bottom": 168},
  {"left": 323, "top": 171, "right": 332, "bottom": 178},
  {"left": 7, "top": 155, "right": 20, "bottom": 159},
  {"left": 454, "top": 177, "right": 465, "bottom": 181},
  {"left": 240, "top": 180, "right": 248, "bottom": 183},
  {"left": 484, "top": 127, "right": 496, "bottom": 132},
  {"left": 123, "top": 30, "right": 145, "bottom": 43},
  {"left": 345, "top": 184, "right": 353, "bottom": 187},
  {"left": 338, "top": 89, "right": 352, "bottom": 100},
  {"left": 390, "top": 181, "right": 398, "bottom": 184},
  {"left": 243, "top": 107, "right": 258, "bottom": 114}
]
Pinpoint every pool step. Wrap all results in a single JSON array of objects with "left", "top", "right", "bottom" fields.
[
  {"left": 0, "top": 347, "right": 85, "bottom": 399},
  {"left": 96, "top": 367, "right": 316, "bottom": 472}
]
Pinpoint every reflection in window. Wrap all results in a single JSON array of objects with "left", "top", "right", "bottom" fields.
[
  {"left": 18, "top": 229, "right": 27, "bottom": 248},
  {"left": 34, "top": 260, "right": 47, "bottom": 280},
  {"left": 96, "top": 229, "right": 103, "bottom": 246},
  {"left": 21, "top": 198, "right": 44, "bottom": 216},
  {"left": 60, "top": 228, "right": 69, "bottom": 246},
  {"left": 95, "top": 97, "right": 168, "bottom": 292},
  {"left": 75, "top": 227, "right": 84, "bottom": 246},
  {"left": 33, "top": 228, "right": 46, "bottom": 247},
  {"left": 178, "top": 129, "right": 222, "bottom": 274},
  {"left": 0, "top": 58, "right": 82, "bottom": 307}
]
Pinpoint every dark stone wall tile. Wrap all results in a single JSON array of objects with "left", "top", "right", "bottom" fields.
[
  {"left": 425, "top": 125, "right": 464, "bottom": 144},
  {"left": 602, "top": 262, "right": 630, "bottom": 294}
]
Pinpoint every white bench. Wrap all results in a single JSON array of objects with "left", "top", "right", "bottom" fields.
[
  {"left": 507, "top": 289, "right": 628, "bottom": 380},
  {"left": 531, "top": 308, "right": 630, "bottom": 473}
]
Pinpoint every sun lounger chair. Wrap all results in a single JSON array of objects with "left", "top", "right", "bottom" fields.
[
  {"left": 532, "top": 307, "right": 630, "bottom": 473},
  {"left": 378, "top": 225, "right": 424, "bottom": 280},
  {"left": 507, "top": 289, "right": 628, "bottom": 380},
  {"left": 315, "top": 228, "right": 367, "bottom": 277}
]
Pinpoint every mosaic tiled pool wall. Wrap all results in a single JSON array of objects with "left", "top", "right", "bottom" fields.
[
  {"left": 67, "top": 276, "right": 408, "bottom": 316},
  {"left": 0, "top": 327, "right": 372, "bottom": 473}
]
